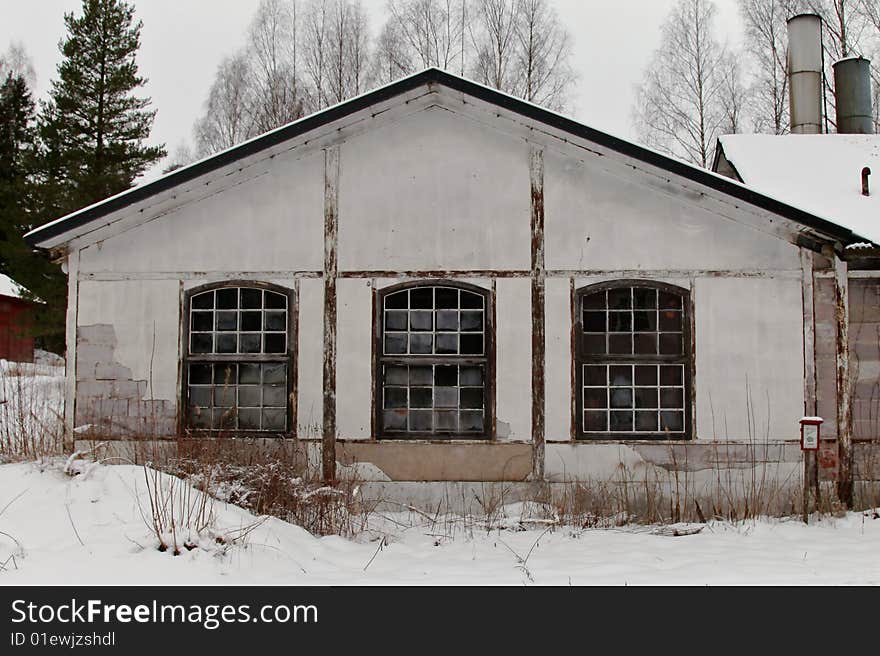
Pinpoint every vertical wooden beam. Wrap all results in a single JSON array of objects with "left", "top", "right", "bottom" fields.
[
  {"left": 834, "top": 253, "right": 853, "bottom": 507},
  {"left": 529, "top": 146, "right": 546, "bottom": 481},
  {"left": 800, "top": 248, "right": 819, "bottom": 515},
  {"left": 322, "top": 145, "right": 340, "bottom": 483},
  {"left": 64, "top": 250, "right": 80, "bottom": 452}
]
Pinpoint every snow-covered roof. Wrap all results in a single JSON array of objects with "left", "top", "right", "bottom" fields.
[
  {"left": 717, "top": 134, "right": 880, "bottom": 245},
  {"left": 0, "top": 273, "right": 26, "bottom": 299}
]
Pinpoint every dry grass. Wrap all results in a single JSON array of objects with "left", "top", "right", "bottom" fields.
[{"left": 0, "top": 360, "right": 65, "bottom": 461}]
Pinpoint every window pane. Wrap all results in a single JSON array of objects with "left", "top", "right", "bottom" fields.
[
  {"left": 239, "top": 408, "right": 261, "bottom": 430},
  {"left": 460, "top": 388, "right": 483, "bottom": 409},
  {"left": 634, "top": 388, "right": 658, "bottom": 408},
  {"left": 635, "top": 411, "right": 658, "bottom": 431},
  {"left": 583, "top": 334, "right": 606, "bottom": 355},
  {"left": 610, "top": 388, "right": 633, "bottom": 409},
  {"left": 583, "top": 387, "right": 607, "bottom": 409},
  {"left": 435, "top": 288, "right": 458, "bottom": 309},
  {"left": 660, "top": 388, "right": 684, "bottom": 408},
  {"left": 263, "top": 408, "right": 286, "bottom": 431},
  {"left": 192, "top": 291, "right": 214, "bottom": 309},
  {"left": 660, "top": 366, "right": 683, "bottom": 386},
  {"left": 634, "top": 365, "right": 657, "bottom": 386},
  {"left": 582, "top": 291, "right": 606, "bottom": 310},
  {"left": 660, "top": 411, "right": 684, "bottom": 432},
  {"left": 459, "top": 411, "right": 483, "bottom": 431},
  {"left": 410, "top": 288, "right": 433, "bottom": 309},
  {"left": 633, "top": 288, "right": 657, "bottom": 309},
  {"left": 609, "top": 365, "right": 632, "bottom": 386},
  {"left": 659, "top": 333, "right": 682, "bottom": 355},
  {"left": 659, "top": 310, "right": 682, "bottom": 332},
  {"left": 192, "top": 311, "right": 213, "bottom": 332},
  {"left": 191, "top": 333, "right": 212, "bottom": 354},
  {"left": 410, "top": 410, "right": 432, "bottom": 431},
  {"left": 633, "top": 333, "right": 657, "bottom": 354},
  {"left": 384, "top": 387, "right": 407, "bottom": 409},
  {"left": 214, "top": 364, "right": 236, "bottom": 384},
  {"left": 216, "top": 334, "right": 237, "bottom": 353},
  {"left": 240, "top": 334, "right": 261, "bottom": 353},
  {"left": 460, "top": 334, "right": 483, "bottom": 355},
  {"left": 583, "top": 365, "right": 606, "bottom": 386},
  {"left": 410, "top": 311, "right": 433, "bottom": 331},
  {"left": 435, "top": 411, "right": 457, "bottom": 431},
  {"left": 610, "top": 411, "right": 633, "bottom": 431},
  {"left": 217, "top": 288, "right": 238, "bottom": 309},
  {"left": 264, "top": 291, "right": 286, "bottom": 309},
  {"left": 410, "top": 334, "right": 433, "bottom": 354},
  {"left": 216, "top": 311, "right": 237, "bottom": 331},
  {"left": 385, "top": 310, "right": 408, "bottom": 331},
  {"left": 460, "top": 291, "right": 483, "bottom": 309},
  {"left": 608, "top": 312, "right": 632, "bottom": 332},
  {"left": 436, "top": 310, "right": 458, "bottom": 330},
  {"left": 189, "top": 386, "right": 212, "bottom": 407},
  {"left": 608, "top": 334, "right": 632, "bottom": 354},
  {"left": 633, "top": 311, "right": 657, "bottom": 331},
  {"left": 263, "top": 386, "right": 287, "bottom": 407},
  {"left": 659, "top": 291, "right": 682, "bottom": 310},
  {"left": 385, "top": 366, "right": 408, "bottom": 385},
  {"left": 241, "top": 311, "right": 261, "bottom": 331},
  {"left": 460, "top": 311, "right": 483, "bottom": 331},
  {"left": 435, "top": 366, "right": 457, "bottom": 386},
  {"left": 434, "top": 387, "right": 457, "bottom": 408},
  {"left": 410, "top": 387, "right": 433, "bottom": 408},
  {"left": 583, "top": 311, "right": 606, "bottom": 332},
  {"left": 238, "top": 386, "right": 262, "bottom": 407},
  {"left": 383, "top": 410, "right": 407, "bottom": 431},
  {"left": 608, "top": 288, "right": 631, "bottom": 309},
  {"left": 264, "top": 311, "right": 286, "bottom": 332},
  {"left": 583, "top": 410, "right": 607, "bottom": 432},
  {"left": 385, "top": 290, "right": 408, "bottom": 309},
  {"left": 460, "top": 367, "right": 483, "bottom": 386},
  {"left": 385, "top": 333, "right": 407, "bottom": 354},
  {"left": 189, "top": 364, "right": 212, "bottom": 385},
  {"left": 435, "top": 333, "right": 458, "bottom": 354},
  {"left": 263, "top": 363, "right": 286, "bottom": 384},
  {"left": 409, "top": 366, "right": 432, "bottom": 385},
  {"left": 264, "top": 333, "right": 286, "bottom": 354},
  {"left": 240, "top": 288, "right": 262, "bottom": 309}
]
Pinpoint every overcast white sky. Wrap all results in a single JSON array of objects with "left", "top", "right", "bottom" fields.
[{"left": 0, "top": 0, "right": 744, "bottom": 173}]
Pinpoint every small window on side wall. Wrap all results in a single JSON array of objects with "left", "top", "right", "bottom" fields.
[
  {"left": 377, "top": 282, "right": 491, "bottom": 439},
  {"left": 184, "top": 283, "right": 293, "bottom": 434},
  {"left": 576, "top": 281, "right": 691, "bottom": 440}
]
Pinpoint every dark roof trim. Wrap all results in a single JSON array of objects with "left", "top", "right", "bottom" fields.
[{"left": 25, "top": 68, "right": 865, "bottom": 247}]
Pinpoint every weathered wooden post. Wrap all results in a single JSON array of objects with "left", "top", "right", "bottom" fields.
[{"left": 800, "top": 416, "right": 822, "bottom": 522}]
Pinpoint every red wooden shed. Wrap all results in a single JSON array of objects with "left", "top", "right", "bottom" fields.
[{"left": 0, "top": 274, "right": 34, "bottom": 363}]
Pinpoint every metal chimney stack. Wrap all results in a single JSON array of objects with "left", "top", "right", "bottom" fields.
[
  {"left": 787, "top": 14, "right": 824, "bottom": 134},
  {"left": 833, "top": 57, "right": 875, "bottom": 134}
]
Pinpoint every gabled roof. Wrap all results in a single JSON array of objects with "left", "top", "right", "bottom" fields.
[
  {"left": 25, "top": 68, "right": 868, "bottom": 249},
  {"left": 715, "top": 134, "right": 880, "bottom": 246}
]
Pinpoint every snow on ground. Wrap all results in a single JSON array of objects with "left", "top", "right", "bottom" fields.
[{"left": 1, "top": 460, "right": 878, "bottom": 585}]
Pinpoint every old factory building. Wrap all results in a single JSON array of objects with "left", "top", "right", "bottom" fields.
[{"left": 26, "top": 60, "right": 879, "bottom": 504}]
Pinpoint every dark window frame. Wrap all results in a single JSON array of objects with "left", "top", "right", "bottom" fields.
[
  {"left": 574, "top": 279, "right": 692, "bottom": 441},
  {"left": 181, "top": 280, "right": 296, "bottom": 437},
  {"left": 374, "top": 280, "right": 495, "bottom": 441}
]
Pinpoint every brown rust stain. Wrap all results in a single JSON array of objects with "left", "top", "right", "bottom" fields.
[
  {"left": 322, "top": 145, "right": 340, "bottom": 483},
  {"left": 834, "top": 255, "right": 853, "bottom": 506},
  {"left": 530, "top": 145, "right": 546, "bottom": 480}
]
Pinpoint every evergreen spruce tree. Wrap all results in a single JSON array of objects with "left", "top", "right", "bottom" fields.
[{"left": 40, "top": 0, "right": 166, "bottom": 213}]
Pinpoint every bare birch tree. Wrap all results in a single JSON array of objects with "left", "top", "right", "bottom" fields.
[
  {"left": 470, "top": 0, "right": 519, "bottom": 92},
  {"left": 370, "top": 19, "right": 416, "bottom": 86},
  {"left": 0, "top": 42, "right": 36, "bottom": 86},
  {"left": 739, "top": 0, "right": 791, "bottom": 133},
  {"left": 194, "top": 53, "right": 256, "bottom": 156},
  {"left": 248, "top": 0, "right": 306, "bottom": 133},
  {"left": 512, "top": 0, "right": 575, "bottom": 111},
  {"left": 633, "top": 0, "right": 743, "bottom": 168},
  {"left": 386, "top": 0, "right": 468, "bottom": 72}
]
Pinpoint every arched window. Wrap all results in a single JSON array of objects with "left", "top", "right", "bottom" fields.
[
  {"left": 183, "top": 283, "right": 293, "bottom": 434},
  {"left": 377, "top": 282, "right": 491, "bottom": 438},
  {"left": 575, "top": 281, "right": 691, "bottom": 439}
]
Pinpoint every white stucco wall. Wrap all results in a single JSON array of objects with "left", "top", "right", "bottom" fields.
[
  {"left": 66, "top": 97, "right": 812, "bottom": 453},
  {"left": 336, "top": 107, "right": 531, "bottom": 272}
]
